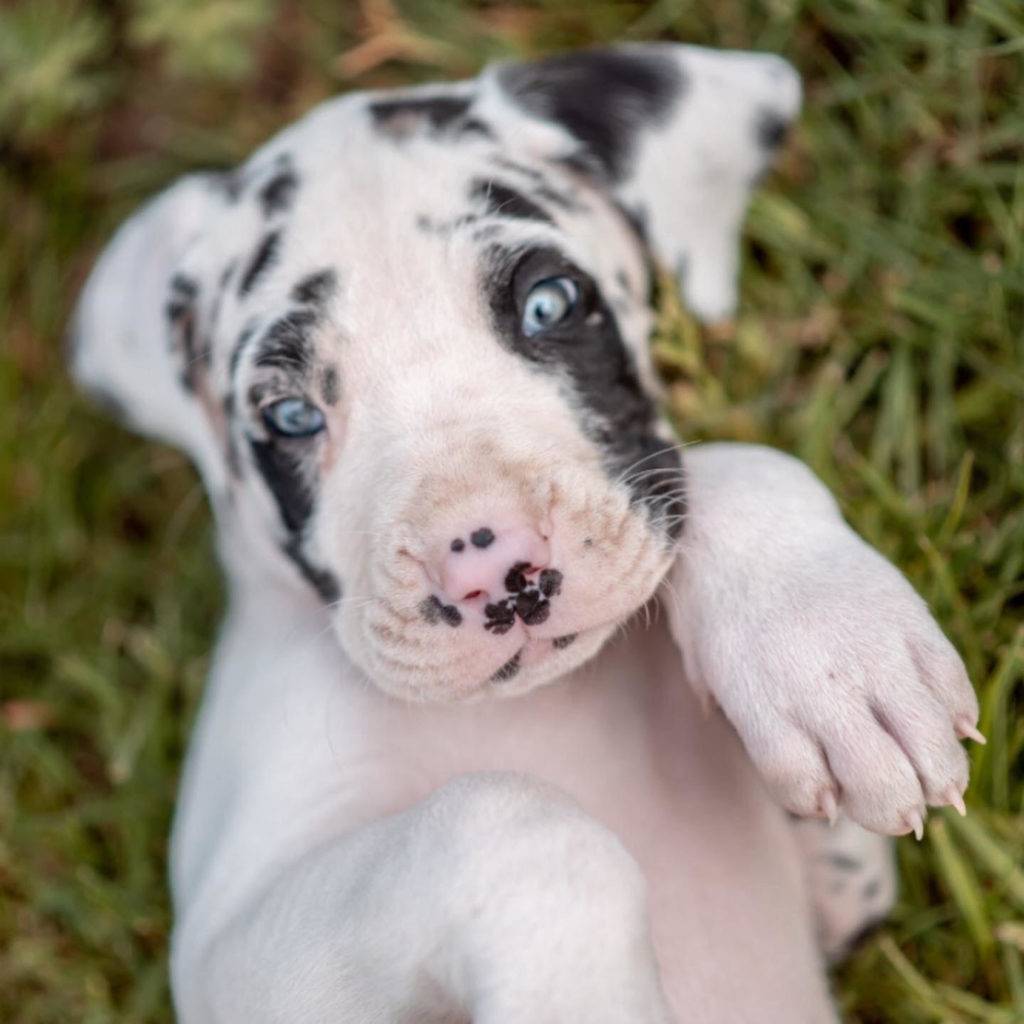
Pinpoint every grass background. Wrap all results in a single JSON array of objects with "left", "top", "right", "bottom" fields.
[{"left": 1, "top": 0, "right": 1022, "bottom": 1020}]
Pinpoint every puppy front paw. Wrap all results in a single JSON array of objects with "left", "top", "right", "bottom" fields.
[{"left": 669, "top": 533, "right": 981, "bottom": 837}]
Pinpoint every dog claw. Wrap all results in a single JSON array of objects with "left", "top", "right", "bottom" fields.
[
  {"left": 955, "top": 718, "right": 986, "bottom": 745},
  {"left": 903, "top": 809, "right": 925, "bottom": 841},
  {"left": 942, "top": 786, "right": 967, "bottom": 817}
]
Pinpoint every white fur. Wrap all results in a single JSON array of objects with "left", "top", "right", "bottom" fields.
[{"left": 69, "top": 43, "right": 978, "bottom": 1023}]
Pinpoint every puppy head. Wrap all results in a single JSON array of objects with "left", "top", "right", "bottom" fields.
[{"left": 70, "top": 45, "right": 800, "bottom": 701}]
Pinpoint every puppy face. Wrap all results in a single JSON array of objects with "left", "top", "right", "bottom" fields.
[
  {"left": 216, "top": 126, "right": 680, "bottom": 700},
  {"left": 71, "top": 46, "right": 801, "bottom": 701}
]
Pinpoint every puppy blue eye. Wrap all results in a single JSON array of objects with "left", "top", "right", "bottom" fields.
[
  {"left": 262, "top": 397, "right": 326, "bottom": 438},
  {"left": 521, "top": 277, "right": 579, "bottom": 337}
]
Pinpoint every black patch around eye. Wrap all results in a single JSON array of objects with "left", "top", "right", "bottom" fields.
[
  {"left": 255, "top": 308, "right": 318, "bottom": 373},
  {"left": 239, "top": 230, "right": 282, "bottom": 297},
  {"left": 283, "top": 536, "right": 341, "bottom": 603},
  {"left": 484, "top": 244, "right": 685, "bottom": 539},
  {"left": 250, "top": 437, "right": 313, "bottom": 534},
  {"left": 370, "top": 95, "right": 472, "bottom": 130},
  {"left": 498, "top": 48, "right": 683, "bottom": 181},
  {"left": 470, "top": 178, "right": 554, "bottom": 225},
  {"left": 756, "top": 108, "right": 790, "bottom": 151},
  {"left": 291, "top": 268, "right": 337, "bottom": 307},
  {"left": 259, "top": 167, "right": 299, "bottom": 217}
]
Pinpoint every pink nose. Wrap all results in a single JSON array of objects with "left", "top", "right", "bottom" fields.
[{"left": 437, "top": 524, "right": 551, "bottom": 606}]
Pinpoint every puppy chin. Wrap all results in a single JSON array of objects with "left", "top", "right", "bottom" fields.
[{"left": 367, "top": 621, "right": 616, "bottom": 705}]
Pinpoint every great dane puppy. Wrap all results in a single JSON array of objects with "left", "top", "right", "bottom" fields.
[{"left": 70, "top": 44, "right": 980, "bottom": 1023}]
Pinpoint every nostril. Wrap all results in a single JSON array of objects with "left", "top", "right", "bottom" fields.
[{"left": 463, "top": 589, "right": 485, "bottom": 601}]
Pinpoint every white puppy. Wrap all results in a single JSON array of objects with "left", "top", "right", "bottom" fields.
[{"left": 70, "top": 43, "right": 979, "bottom": 1023}]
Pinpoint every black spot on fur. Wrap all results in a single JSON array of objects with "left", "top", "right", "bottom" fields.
[
  {"left": 259, "top": 167, "right": 299, "bottom": 217},
  {"left": 166, "top": 273, "right": 203, "bottom": 391},
  {"left": 439, "top": 602, "right": 462, "bottom": 627},
  {"left": 538, "top": 568, "right": 562, "bottom": 597},
  {"left": 756, "top": 109, "right": 790, "bottom": 150},
  {"left": 614, "top": 200, "right": 650, "bottom": 251},
  {"left": 229, "top": 321, "right": 258, "bottom": 379},
  {"left": 291, "top": 268, "right": 337, "bottom": 307},
  {"left": 490, "top": 651, "right": 522, "bottom": 683},
  {"left": 283, "top": 536, "right": 341, "bottom": 603},
  {"left": 370, "top": 95, "right": 472, "bottom": 131},
  {"left": 210, "top": 169, "right": 244, "bottom": 202},
  {"left": 471, "top": 527, "right": 495, "bottom": 549},
  {"left": 862, "top": 878, "right": 882, "bottom": 902},
  {"left": 321, "top": 365, "right": 340, "bottom": 406},
  {"left": 484, "top": 244, "right": 684, "bottom": 537},
  {"left": 421, "top": 595, "right": 462, "bottom": 627},
  {"left": 223, "top": 393, "right": 243, "bottom": 478},
  {"left": 470, "top": 179, "right": 554, "bottom": 225},
  {"left": 239, "top": 230, "right": 282, "bottom": 297},
  {"left": 498, "top": 49, "right": 683, "bottom": 180},
  {"left": 552, "top": 633, "right": 577, "bottom": 650},
  {"left": 827, "top": 853, "right": 862, "bottom": 872},
  {"left": 255, "top": 309, "right": 318, "bottom": 373},
  {"left": 451, "top": 538, "right": 465, "bottom": 553},
  {"left": 490, "top": 155, "right": 545, "bottom": 181},
  {"left": 249, "top": 437, "right": 313, "bottom": 533},
  {"left": 461, "top": 117, "right": 495, "bottom": 139}
]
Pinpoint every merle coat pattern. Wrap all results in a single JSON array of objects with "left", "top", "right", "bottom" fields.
[{"left": 70, "top": 44, "right": 979, "bottom": 1023}]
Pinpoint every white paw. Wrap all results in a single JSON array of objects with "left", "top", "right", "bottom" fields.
[{"left": 669, "top": 527, "right": 980, "bottom": 837}]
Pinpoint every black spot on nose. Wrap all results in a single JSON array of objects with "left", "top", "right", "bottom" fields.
[
  {"left": 471, "top": 527, "right": 495, "bottom": 549},
  {"left": 483, "top": 598, "right": 516, "bottom": 634},
  {"left": 450, "top": 538, "right": 465, "bottom": 553},
  {"left": 515, "top": 590, "right": 550, "bottom": 626},
  {"left": 504, "top": 561, "right": 530, "bottom": 593}
]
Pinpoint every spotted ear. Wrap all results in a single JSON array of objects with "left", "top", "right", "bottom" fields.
[
  {"left": 478, "top": 44, "right": 802, "bottom": 321},
  {"left": 68, "top": 173, "right": 228, "bottom": 485}
]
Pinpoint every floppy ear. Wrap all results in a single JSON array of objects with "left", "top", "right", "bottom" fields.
[
  {"left": 68, "top": 173, "right": 229, "bottom": 485},
  {"left": 477, "top": 44, "right": 802, "bottom": 321}
]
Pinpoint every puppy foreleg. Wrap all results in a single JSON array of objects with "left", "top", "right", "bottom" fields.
[
  {"left": 664, "top": 442, "right": 979, "bottom": 837},
  {"left": 179, "top": 773, "right": 671, "bottom": 1024}
]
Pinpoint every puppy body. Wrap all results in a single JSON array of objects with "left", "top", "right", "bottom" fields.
[
  {"left": 170, "top": 582, "right": 830, "bottom": 1023},
  {"left": 71, "top": 43, "right": 978, "bottom": 1022}
]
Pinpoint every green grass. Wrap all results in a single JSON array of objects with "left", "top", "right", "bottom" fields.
[{"left": 1, "top": 1, "right": 1022, "bottom": 1021}]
